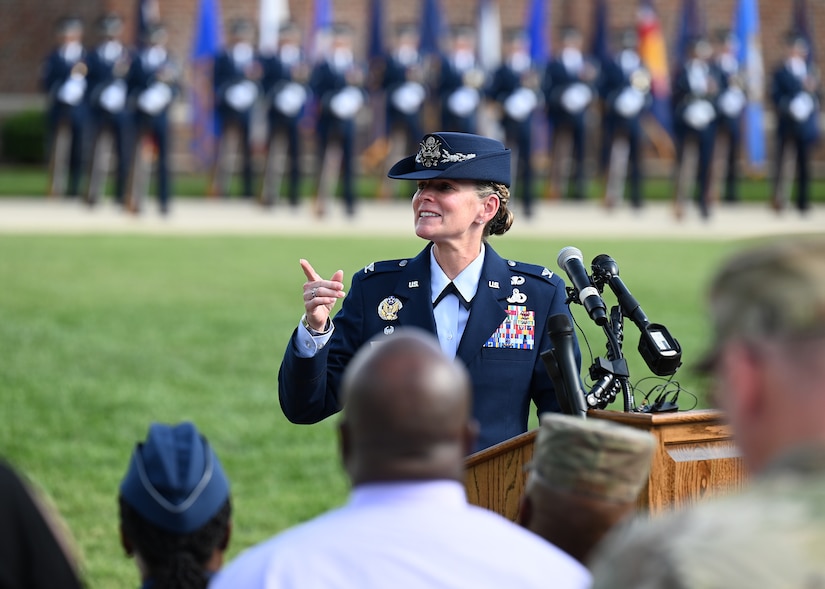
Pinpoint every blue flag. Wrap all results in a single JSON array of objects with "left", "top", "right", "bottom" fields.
[
  {"left": 189, "top": 0, "right": 222, "bottom": 167},
  {"left": 675, "top": 0, "right": 704, "bottom": 64},
  {"left": 590, "top": 0, "right": 610, "bottom": 66},
  {"left": 793, "top": 0, "right": 816, "bottom": 65},
  {"left": 733, "top": 0, "right": 766, "bottom": 168},
  {"left": 368, "top": 0, "right": 385, "bottom": 62},
  {"left": 419, "top": 0, "right": 445, "bottom": 57},
  {"left": 525, "top": 0, "right": 549, "bottom": 65},
  {"left": 309, "top": 0, "right": 334, "bottom": 61}
]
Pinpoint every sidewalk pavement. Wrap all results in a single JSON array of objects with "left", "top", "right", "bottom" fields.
[{"left": 0, "top": 197, "right": 821, "bottom": 239}]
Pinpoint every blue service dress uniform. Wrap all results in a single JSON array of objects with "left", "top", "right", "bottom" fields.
[
  {"left": 126, "top": 46, "right": 178, "bottom": 212},
  {"left": 487, "top": 57, "right": 540, "bottom": 216},
  {"left": 278, "top": 242, "right": 576, "bottom": 453},
  {"left": 213, "top": 44, "right": 260, "bottom": 197},
  {"left": 712, "top": 53, "right": 746, "bottom": 203},
  {"left": 672, "top": 59, "right": 717, "bottom": 217},
  {"left": 438, "top": 52, "right": 483, "bottom": 134},
  {"left": 41, "top": 43, "right": 88, "bottom": 196},
  {"left": 543, "top": 52, "right": 595, "bottom": 200},
  {"left": 771, "top": 59, "right": 820, "bottom": 213},
  {"left": 85, "top": 39, "right": 132, "bottom": 204},
  {"left": 260, "top": 45, "right": 308, "bottom": 206},
  {"left": 309, "top": 55, "right": 365, "bottom": 214},
  {"left": 598, "top": 49, "right": 650, "bottom": 207},
  {"left": 382, "top": 50, "right": 426, "bottom": 153}
]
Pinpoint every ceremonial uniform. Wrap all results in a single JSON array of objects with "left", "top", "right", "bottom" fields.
[
  {"left": 771, "top": 46, "right": 820, "bottom": 213},
  {"left": 211, "top": 481, "right": 591, "bottom": 589},
  {"left": 712, "top": 43, "right": 746, "bottom": 203},
  {"left": 260, "top": 33, "right": 307, "bottom": 206},
  {"left": 598, "top": 44, "right": 649, "bottom": 208},
  {"left": 439, "top": 49, "right": 483, "bottom": 134},
  {"left": 672, "top": 45, "right": 717, "bottom": 218},
  {"left": 126, "top": 30, "right": 178, "bottom": 213},
  {"left": 85, "top": 22, "right": 132, "bottom": 205},
  {"left": 543, "top": 37, "right": 596, "bottom": 200},
  {"left": 382, "top": 44, "right": 426, "bottom": 155},
  {"left": 279, "top": 242, "right": 575, "bottom": 452},
  {"left": 487, "top": 41, "right": 539, "bottom": 216},
  {"left": 41, "top": 21, "right": 87, "bottom": 197},
  {"left": 213, "top": 28, "right": 260, "bottom": 198},
  {"left": 309, "top": 32, "right": 366, "bottom": 215}
]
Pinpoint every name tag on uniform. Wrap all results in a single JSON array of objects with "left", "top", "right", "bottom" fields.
[{"left": 483, "top": 305, "right": 535, "bottom": 350}]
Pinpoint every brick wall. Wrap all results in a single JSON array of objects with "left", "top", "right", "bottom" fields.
[{"left": 2, "top": 0, "right": 824, "bottom": 169}]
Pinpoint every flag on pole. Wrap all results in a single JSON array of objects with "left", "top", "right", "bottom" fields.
[
  {"left": 525, "top": 0, "right": 549, "bottom": 66},
  {"left": 259, "top": 0, "right": 289, "bottom": 55},
  {"left": 477, "top": 0, "right": 501, "bottom": 71},
  {"left": 189, "top": 0, "right": 222, "bottom": 167},
  {"left": 419, "top": 0, "right": 445, "bottom": 57},
  {"left": 792, "top": 0, "right": 816, "bottom": 64},
  {"left": 136, "top": 0, "right": 160, "bottom": 46},
  {"left": 590, "top": 0, "right": 610, "bottom": 67},
  {"left": 308, "top": 0, "right": 334, "bottom": 62},
  {"left": 733, "top": 0, "right": 766, "bottom": 168},
  {"left": 368, "top": 0, "right": 385, "bottom": 62},
  {"left": 675, "top": 0, "right": 705, "bottom": 64},
  {"left": 637, "top": 0, "right": 673, "bottom": 135}
]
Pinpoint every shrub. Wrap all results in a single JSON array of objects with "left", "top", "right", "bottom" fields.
[{"left": 1, "top": 110, "right": 47, "bottom": 164}]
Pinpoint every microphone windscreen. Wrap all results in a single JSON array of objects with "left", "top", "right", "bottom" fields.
[
  {"left": 547, "top": 312, "right": 574, "bottom": 336},
  {"left": 557, "top": 246, "right": 583, "bottom": 268}
]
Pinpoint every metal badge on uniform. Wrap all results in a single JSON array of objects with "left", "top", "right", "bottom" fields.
[
  {"left": 511, "top": 275, "right": 525, "bottom": 286},
  {"left": 378, "top": 296, "right": 402, "bottom": 321},
  {"left": 488, "top": 280, "right": 500, "bottom": 289},
  {"left": 542, "top": 267, "right": 553, "bottom": 278},
  {"left": 364, "top": 262, "right": 375, "bottom": 273},
  {"left": 507, "top": 288, "right": 527, "bottom": 304},
  {"left": 483, "top": 305, "right": 536, "bottom": 350},
  {"left": 408, "top": 280, "right": 419, "bottom": 288},
  {"left": 384, "top": 325, "right": 395, "bottom": 335}
]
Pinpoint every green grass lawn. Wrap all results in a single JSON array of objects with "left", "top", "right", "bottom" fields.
[{"left": 0, "top": 234, "right": 753, "bottom": 587}]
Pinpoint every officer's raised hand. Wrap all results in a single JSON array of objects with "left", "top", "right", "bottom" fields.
[{"left": 301, "top": 259, "right": 345, "bottom": 332}]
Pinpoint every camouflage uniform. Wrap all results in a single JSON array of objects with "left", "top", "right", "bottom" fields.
[{"left": 590, "top": 236, "right": 825, "bottom": 588}]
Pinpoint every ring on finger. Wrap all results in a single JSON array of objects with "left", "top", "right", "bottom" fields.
[{"left": 310, "top": 287, "right": 317, "bottom": 299}]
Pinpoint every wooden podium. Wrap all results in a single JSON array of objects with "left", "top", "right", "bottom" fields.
[{"left": 465, "top": 409, "right": 745, "bottom": 521}]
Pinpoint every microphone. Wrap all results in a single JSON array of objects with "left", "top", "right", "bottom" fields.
[
  {"left": 557, "top": 246, "right": 607, "bottom": 326},
  {"left": 591, "top": 253, "right": 682, "bottom": 376},
  {"left": 591, "top": 254, "right": 648, "bottom": 329},
  {"left": 544, "top": 313, "right": 587, "bottom": 418}
]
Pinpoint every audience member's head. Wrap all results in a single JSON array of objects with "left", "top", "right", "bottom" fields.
[
  {"left": 697, "top": 236, "right": 825, "bottom": 474},
  {"left": 338, "top": 327, "right": 479, "bottom": 486},
  {"left": 0, "top": 459, "right": 83, "bottom": 589},
  {"left": 518, "top": 413, "right": 655, "bottom": 564},
  {"left": 119, "top": 422, "right": 232, "bottom": 589}
]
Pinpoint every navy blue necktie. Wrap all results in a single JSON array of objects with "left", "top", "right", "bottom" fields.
[{"left": 434, "top": 282, "right": 471, "bottom": 310}]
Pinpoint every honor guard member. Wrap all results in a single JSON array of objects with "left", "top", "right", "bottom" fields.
[
  {"left": 672, "top": 36, "right": 718, "bottom": 219},
  {"left": 487, "top": 29, "right": 541, "bottom": 218},
  {"left": 212, "top": 19, "right": 261, "bottom": 199},
  {"left": 439, "top": 26, "right": 485, "bottom": 134},
  {"left": 260, "top": 22, "right": 309, "bottom": 208},
  {"left": 379, "top": 24, "right": 427, "bottom": 198},
  {"left": 711, "top": 29, "right": 747, "bottom": 204},
  {"left": 771, "top": 32, "right": 820, "bottom": 214},
  {"left": 41, "top": 16, "right": 88, "bottom": 197},
  {"left": 309, "top": 24, "right": 367, "bottom": 217},
  {"left": 543, "top": 27, "right": 599, "bottom": 201},
  {"left": 597, "top": 29, "right": 650, "bottom": 209},
  {"left": 84, "top": 13, "right": 132, "bottom": 207},
  {"left": 119, "top": 422, "right": 233, "bottom": 589},
  {"left": 126, "top": 23, "right": 180, "bottom": 215},
  {"left": 278, "top": 132, "right": 580, "bottom": 453}
]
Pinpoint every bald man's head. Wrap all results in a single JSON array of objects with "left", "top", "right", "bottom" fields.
[{"left": 339, "top": 329, "right": 478, "bottom": 486}]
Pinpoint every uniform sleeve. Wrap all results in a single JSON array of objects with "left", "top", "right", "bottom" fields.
[{"left": 277, "top": 271, "right": 366, "bottom": 424}]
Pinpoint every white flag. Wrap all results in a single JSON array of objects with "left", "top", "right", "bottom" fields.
[{"left": 259, "top": 0, "right": 290, "bottom": 54}]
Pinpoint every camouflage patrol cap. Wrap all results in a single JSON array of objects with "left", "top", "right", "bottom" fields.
[
  {"left": 529, "top": 413, "right": 655, "bottom": 503},
  {"left": 696, "top": 237, "right": 825, "bottom": 372}
]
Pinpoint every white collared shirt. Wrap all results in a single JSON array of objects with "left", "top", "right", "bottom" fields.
[
  {"left": 430, "top": 246, "right": 484, "bottom": 359},
  {"left": 210, "top": 480, "right": 591, "bottom": 589}
]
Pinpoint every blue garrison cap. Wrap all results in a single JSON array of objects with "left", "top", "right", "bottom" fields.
[
  {"left": 388, "top": 132, "right": 512, "bottom": 187},
  {"left": 120, "top": 422, "right": 229, "bottom": 534}
]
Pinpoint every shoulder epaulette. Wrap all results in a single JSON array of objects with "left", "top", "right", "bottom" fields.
[
  {"left": 504, "top": 259, "right": 556, "bottom": 282},
  {"left": 361, "top": 258, "right": 410, "bottom": 276}
]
